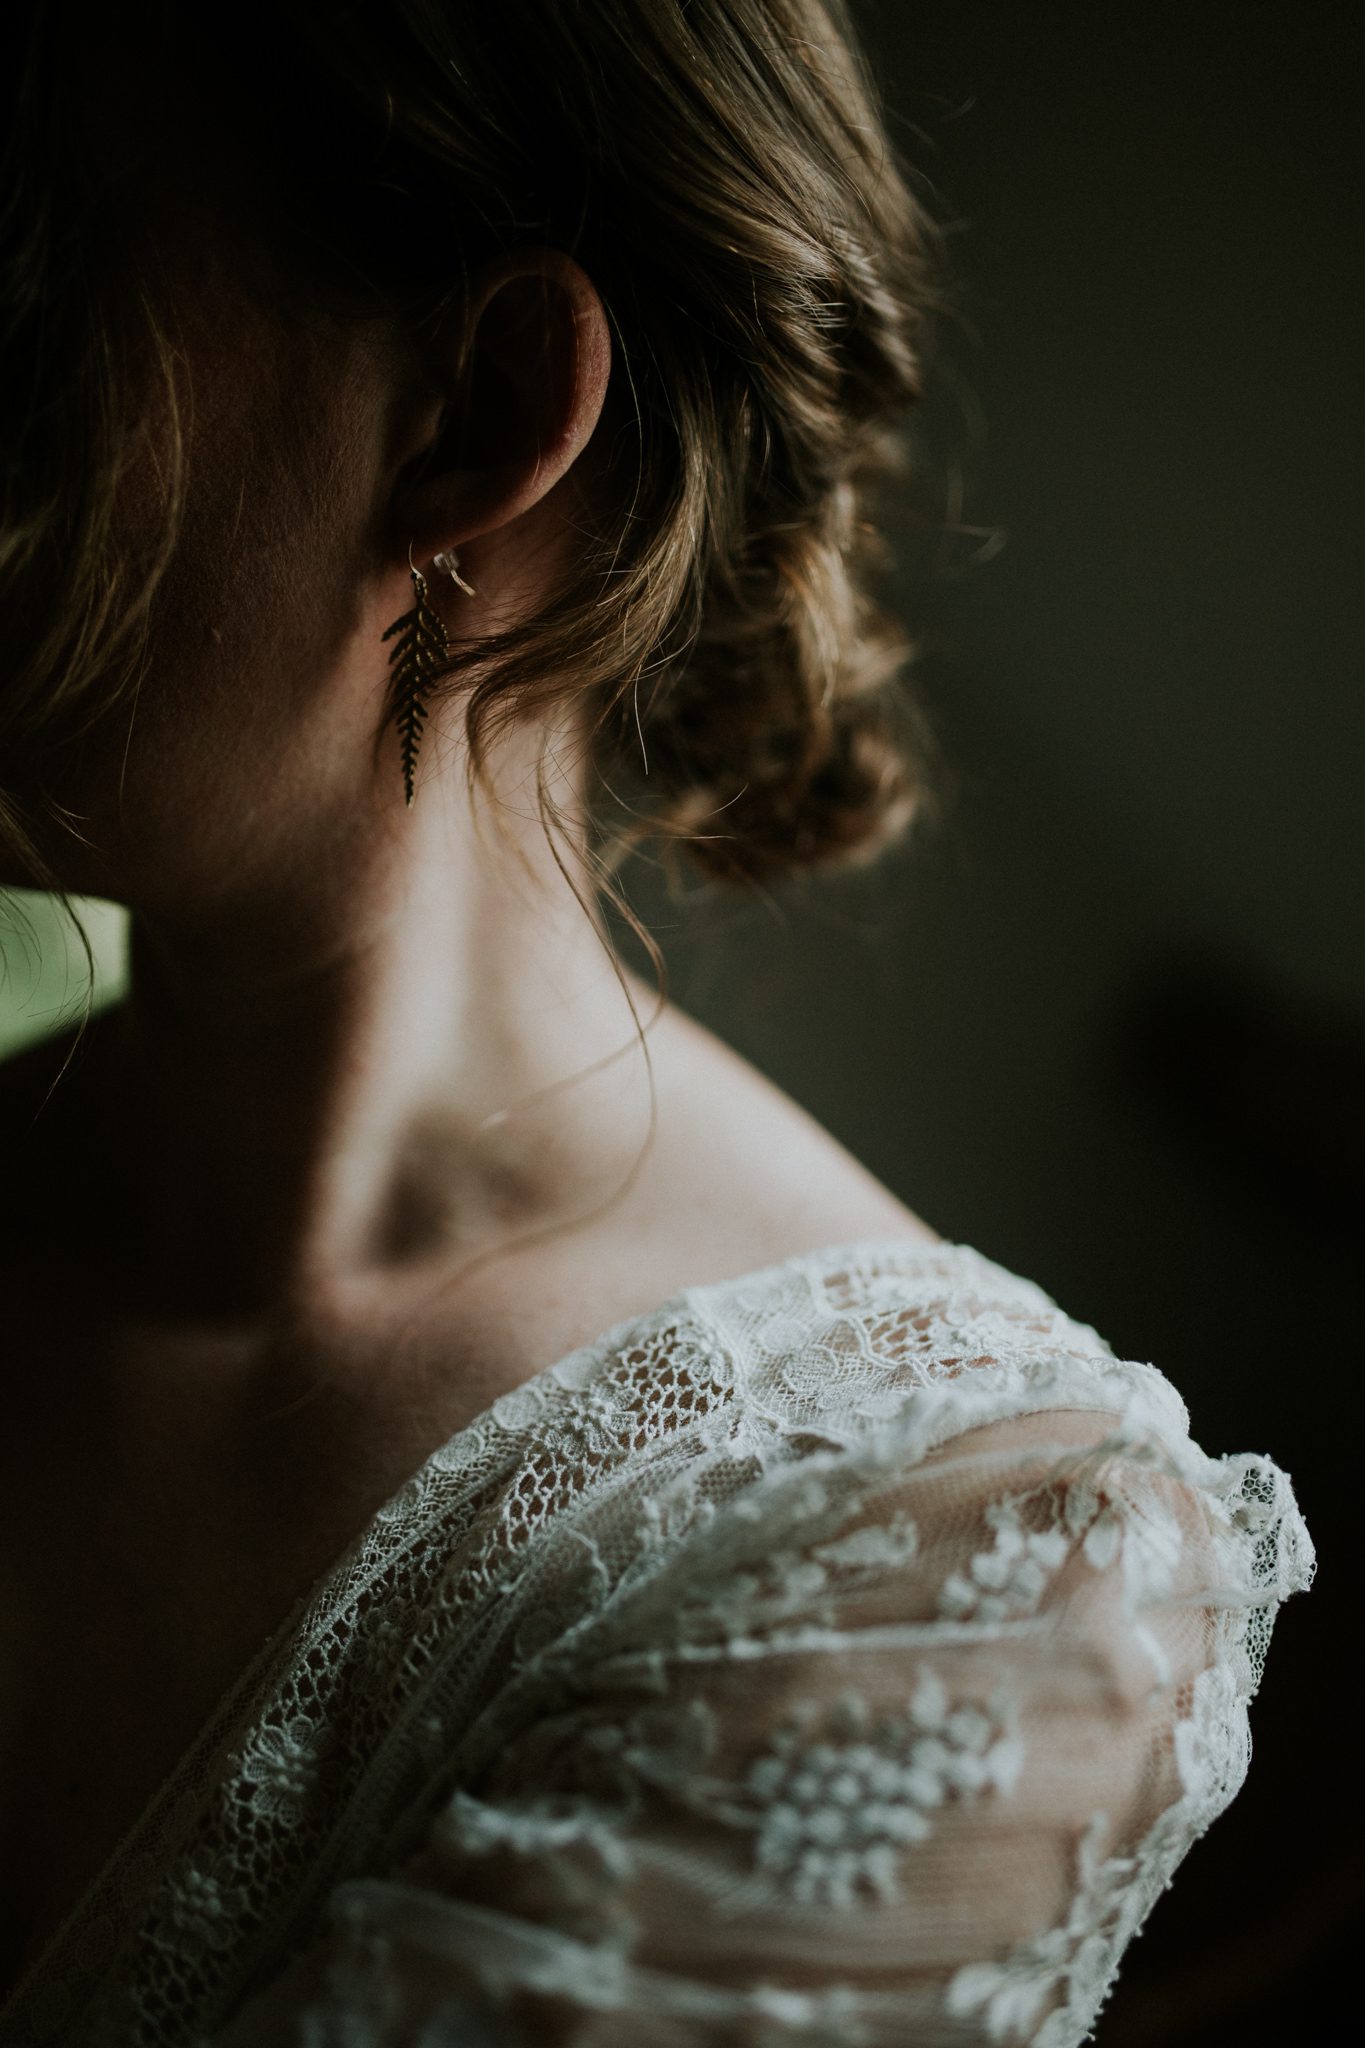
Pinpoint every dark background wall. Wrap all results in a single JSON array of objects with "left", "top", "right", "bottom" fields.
[
  {"left": 2, "top": 2, "right": 1358, "bottom": 2036},
  {"left": 612, "top": 2, "right": 1361, "bottom": 2037}
]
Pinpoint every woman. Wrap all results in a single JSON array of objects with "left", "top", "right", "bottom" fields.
[{"left": 0, "top": 1, "right": 1315, "bottom": 2042}]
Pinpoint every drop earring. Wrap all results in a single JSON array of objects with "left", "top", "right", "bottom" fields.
[{"left": 382, "top": 545, "right": 475, "bottom": 807}]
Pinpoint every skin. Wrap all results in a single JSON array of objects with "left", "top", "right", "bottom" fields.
[
  {"left": 0, "top": 188, "right": 933, "bottom": 1414},
  {"left": 0, "top": 104, "right": 937, "bottom": 1988},
  {"left": 7, "top": 240, "right": 642, "bottom": 1322}
]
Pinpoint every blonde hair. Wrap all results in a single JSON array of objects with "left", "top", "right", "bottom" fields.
[{"left": 1, "top": 0, "right": 957, "bottom": 1044}]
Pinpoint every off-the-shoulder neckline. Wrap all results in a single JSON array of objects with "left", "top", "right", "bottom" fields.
[
  {"left": 4, "top": 1233, "right": 998, "bottom": 2022},
  {"left": 178, "top": 1232, "right": 987, "bottom": 1722},
  {"left": 481, "top": 1232, "right": 968, "bottom": 1425}
]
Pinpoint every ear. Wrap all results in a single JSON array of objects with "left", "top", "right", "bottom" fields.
[{"left": 392, "top": 248, "right": 613, "bottom": 569}]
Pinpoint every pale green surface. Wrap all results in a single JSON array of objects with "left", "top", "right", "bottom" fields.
[{"left": 0, "top": 891, "right": 130, "bottom": 1059}]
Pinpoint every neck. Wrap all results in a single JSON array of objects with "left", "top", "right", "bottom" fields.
[{"left": 79, "top": 733, "right": 658, "bottom": 1332}]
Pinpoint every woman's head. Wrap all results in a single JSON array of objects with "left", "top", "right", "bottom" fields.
[{"left": 1, "top": 0, "right": 952, "bottom": 930}]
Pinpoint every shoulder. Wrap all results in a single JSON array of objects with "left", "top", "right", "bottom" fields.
[
  {"left": 682, "top": 1235, "right": 1197, "bottom": 1456},
  {"left": 213, "top": 1244, "right": 1318, "bottom": 2048},
  {"left": 622, "top": 976, "right": 943, "bottom": 1271}
]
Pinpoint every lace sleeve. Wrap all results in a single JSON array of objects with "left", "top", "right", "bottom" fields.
[{"left": 211, "top": 1365, "right": 1314, "bottom": 2048}]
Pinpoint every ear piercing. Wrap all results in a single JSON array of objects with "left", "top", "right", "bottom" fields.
[
  {"left": 382, "top": 544, "right": 475, "bottom": 807},
  {"left": 433, "top": 548, "right": 476, "bottom": 595}
]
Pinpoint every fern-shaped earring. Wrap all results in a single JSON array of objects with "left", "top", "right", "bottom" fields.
[{"left": 382, "top": 545, "right": 452, "bottom": 807}]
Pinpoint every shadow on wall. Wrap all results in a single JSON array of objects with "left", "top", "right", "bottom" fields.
[{"left": 1104, "top": 941, "right": 1365, "bottom": 1252}]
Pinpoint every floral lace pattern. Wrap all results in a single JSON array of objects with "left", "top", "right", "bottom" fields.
[
  {"left": 0, "top": 1239, "right": 1316, "bottom": 2047},
  {"left": 741, "top": 1672, "right": 1027, "bottom": 1906}
]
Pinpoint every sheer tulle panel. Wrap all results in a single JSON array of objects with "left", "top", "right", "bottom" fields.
[{"left": 215, "top": 1404, "right": 1258, "bottom": 2048}]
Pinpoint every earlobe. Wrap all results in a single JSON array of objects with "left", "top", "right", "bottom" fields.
[{"left": 396, "top": 249, "right": 612, "bottom": 566}]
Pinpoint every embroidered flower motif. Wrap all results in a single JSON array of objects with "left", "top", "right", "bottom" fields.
[
  {"left": 365, "top": 1596, "right": 430, "bottom": 1704},
  {"left": 5, "top": 1245, "right": 1310, "bottom": 2048},
  {"left": 634, "top": 1479, "right": 716, "bottom": 1560},
  {"left": 239, "top": 1713, "right": 333, "bottom": 1822},
  {"left": 743, "top": 1978, "right": 865, "bottom": 2042},
  {"left": 938, "top": 1498, "right": 1070, "bottom": 1624},
  {"left": 437, "top": 1786, "right": 635, "bottom": 1889},
  {"left": 162, "top": 1850, "right": 247, "bottom": 1952},
  {"left": 1172, "top": 1660, "right": 1249, "bottom": 1825},
  {"left": 812, "top": 1512, "right": 920, "bottom": 1572},
  {"left": 367, "top": 1597, "right": 413, "bottom": 1667},
  {"left": 535, "top": 1379, "right": 635, "bottom": 1463},
  {"left": 743, "top": 1674, "right": 1024, "bottom": 1908},
  {"left": 681, "top": 1552, "right": 831, "bottom": 1645},
  {"left": 944, "top": 1809, "right": 1140, "bottom": 2043}
]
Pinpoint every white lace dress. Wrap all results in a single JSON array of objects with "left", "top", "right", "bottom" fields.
[{"left": 1, "top": 1239, "right": 1315, "bottom": 2048}]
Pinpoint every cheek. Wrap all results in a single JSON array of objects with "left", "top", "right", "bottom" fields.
[{"left": 96, "top": 327, "right": 388, "bottom": 872}]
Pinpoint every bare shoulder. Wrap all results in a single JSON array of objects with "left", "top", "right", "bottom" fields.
[
  {"left": 425, "top": 986, "right": 943, "bottom": 1423},
  {"left": 628, "top": 982, "right": 943, "bottom": 1267}
]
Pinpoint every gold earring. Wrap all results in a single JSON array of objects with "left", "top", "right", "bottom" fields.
[{"left": 382, "top": 545, "right": 474, "bottom": 807}]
